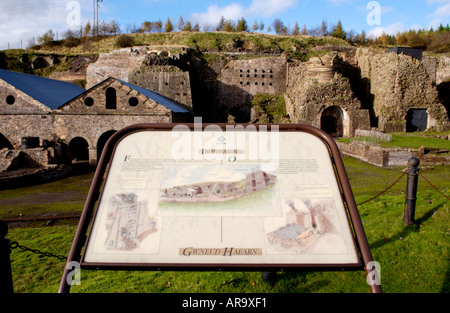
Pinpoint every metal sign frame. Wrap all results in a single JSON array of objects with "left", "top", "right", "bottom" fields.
[{"left": 58, "top": 123, "right": 381, "bottom": 293}]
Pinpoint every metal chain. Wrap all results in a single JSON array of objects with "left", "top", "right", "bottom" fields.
[
  {"left": 419, "top": 171, "right": 450, "bottom": 201},
  {"left": 357, "top": 171, "right": 407, "bottom": 206},
  {"left": 9, "top": 241, "right": 67, "bottom": 260}
]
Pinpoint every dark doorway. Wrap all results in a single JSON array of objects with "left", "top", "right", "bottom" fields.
[
  {"left": 406, "top": 109, "right": 427, "bottom": 132},
  {"left": 97, "top": 130, "right": 117, "bottom": 160},
  {"left": 69, "top": 137, "right": 89, "bottom": 162},
  {"left": 105, "top": 87, "right": 117, "bottom": 109},
  {"left": 0, "top": 133, "right": 14, "bottom": 149},
  {"left": 321, "top": 106, "right": 344, "bottom": 138}
]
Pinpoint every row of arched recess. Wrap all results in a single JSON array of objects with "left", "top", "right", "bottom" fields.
[
  {"left": 0, "top": 107, "right": 430, "bottom": 162},
  {"left": 68, "top": 130, "right": 117, "bottom": 163},
  {"left": 0, "top": 130, "right": 116, "bottom": 166}
]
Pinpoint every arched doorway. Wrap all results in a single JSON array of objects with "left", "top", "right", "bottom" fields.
[
  {"left": 321, "top": 106, "right": 344, "bottom": 138},
  {"left": 69, "top": 137, "right": 89, "bottom": 163},
  {"left": 0, "top": 133, "right": 14, "bottom": 149},
  {"left": 97, "top": 130, "right": 117, "bottom": 160}
]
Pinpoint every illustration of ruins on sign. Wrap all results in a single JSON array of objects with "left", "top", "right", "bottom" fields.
[
  {"left": 157, "top": 164, "right": 280, "bottom": 216},
  {"left": 266, "top": 199, "right": 344, "bottom": 254},
  {"left": 104, "top": 193, "right": 158, "bottom": 251},
  {"left": 160, "top": 166, "right": 277, "bottom": 203}
]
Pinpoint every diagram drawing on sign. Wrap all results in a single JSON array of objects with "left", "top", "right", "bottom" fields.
[
  {"left": 104, "top": 192, "right": 158, "bottom": 251},
  {"left": 265, "top": 198, "right": 346, "bottom": 255},
  {"left": 157, "top": 164, "right": 282, "bottom": 217}
]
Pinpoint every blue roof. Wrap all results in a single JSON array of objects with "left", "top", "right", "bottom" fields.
[
  {"left": 0, "top": 69, "right": 85, "bottom": 110},
  {"left": 117, "top": 79, "right": 189, "bottom": 113}
]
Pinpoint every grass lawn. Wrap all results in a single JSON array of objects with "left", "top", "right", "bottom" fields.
[
  {"left": 339, "top": 131, "right": 450, "bottom": 152},
  {"left": 3, "top": 156, "right": 449, "bottom": 293}
]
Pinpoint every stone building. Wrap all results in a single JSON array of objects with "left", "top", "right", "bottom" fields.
[
  {"left": 285, "top": 52, "right": 371, "bottom": 137},
  {"left": 0, "top": 69, "right": 191, "bottom": 168},
  {"left": 84, "top": 45, "right": 450, "bottom": 135},
  {"left": 356, "top": 48, "right": 448, "bottom": 132}
]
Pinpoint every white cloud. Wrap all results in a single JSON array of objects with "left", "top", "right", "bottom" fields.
[
  {"left": 428, "top": 2, "right": 450, "bottom": 28},
  {"left": 327, "top": 0, "right": 355, "bottom": 5},
  {"left": 367, "top": 22, "right": 405, "bottom": 39},
  {"left": 190, "top": 3, "right": 246, "bottom": 27},
  {"left": 247, "top": 0, "right": 298, "bottom": 17},
  {"left": 189, "top": 0, "right": 298, "bottom": 27},
  {"left": 0, "top": 0, "right": 91, "bottom": 50}
]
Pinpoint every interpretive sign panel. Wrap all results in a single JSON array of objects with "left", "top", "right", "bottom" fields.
[
  {"left": 59, "top": 122, "right": 381, "bottom": 293},
  {"left": 82, "top": 123, "right": 360, "bottom": 267}
]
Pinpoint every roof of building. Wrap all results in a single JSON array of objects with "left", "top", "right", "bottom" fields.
[
  {"left": 0, "top": 69, "right": 85, "bottom": 110},
  {"left": 117, "top": 79, "right": 190, "bottom": 113},
  {"left": 385, "top": 47, "right": 423, "bottom": 60}
]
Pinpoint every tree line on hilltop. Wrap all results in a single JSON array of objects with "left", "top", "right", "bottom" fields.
[{"left": 32, "top": 16, "right": 450, "bottom": 54}]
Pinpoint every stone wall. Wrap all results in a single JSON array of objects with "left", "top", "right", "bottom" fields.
[
  {"left": 355, "top": 48, "right": 449, "bottom": 131},
  {"left": 53, "top": 114, "right": 171, "bottom": 148},
  {"left": 338, "top": 141, "right": 450, "bottom": 167},
  {"left": 0, "top": 80, "right": 50, "bottom": 115},
  {"left": 219, "top": 55, "right": 288, "bottom": 98},
  {"left": 187, "top": 53, "right": 289, "bottom": 122},
  {"left": 0, "top": 115, "right": 54, "bottom": 149},
  {"left": 422, "top": 56, "right": 450, "bottom": 85},
  {"left": 129, "top": 71, "right": 193, "bottom": 109},
  {"left": 285, "top": 52, "right": 370, "bottom": 137},
  {"left": 86, "top": 47, "right": 148, "bottom": 88}
]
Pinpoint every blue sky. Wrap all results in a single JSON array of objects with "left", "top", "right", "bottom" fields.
[{"left": 0, "top": 0, "right": 449, "bottom": 50}]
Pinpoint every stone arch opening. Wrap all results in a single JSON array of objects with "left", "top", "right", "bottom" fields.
[
  {"left": 321, "top": 106, "right": 344, "bottom": 138},
  {"left": 0, "top": 133, "right": 14, "bottom": 149},
  {"left": 69, "top": 137, "right": 89, "bottom": 162},
  {"left": 97, "top": 130, "right": 117, "bottom": 160},
  {"left": 406, "top": 109, "right": 427, "bottom": 132},
  {"left": 105, "top": 87, "right": 117, "bottom": 109}
]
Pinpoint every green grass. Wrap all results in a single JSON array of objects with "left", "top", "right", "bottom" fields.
[
  {"left": 381, "top": 132, "right": 450, "bottom": 151},
  {"left": 0, "top": 173, "right": 93, "bottom": 219},
  {"left": 339, "top": 131, "right": 450, "bottom": 152},
  {"left": 4, "top": 157, "right": 449, "bottom": 293}
]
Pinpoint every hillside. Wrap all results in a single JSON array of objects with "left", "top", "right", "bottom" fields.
[
  {"left": 0, "top": 32, "right": 354, "bottom": 79},
  {"left": 27, "top": 31, "right": 352, "bottom": 54}
]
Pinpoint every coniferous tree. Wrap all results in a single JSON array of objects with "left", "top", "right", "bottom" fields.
[
  {"left": 165, "top": 18, "right": 173, "bottom": 32},
  {"left": 217, "top": 16, "right": 226, "bottom": 31},
  {"left": 330, "top": 20, "right": 346, "bottom": 39},
  {"left": 237, "top": 18, "right": 248, "bottom": 32},
  {"left": 183, "top": 21, "right": 192, "bottom": 32},
  {"left": 292, "top": 22, "right": 300, "bottom": 36}
]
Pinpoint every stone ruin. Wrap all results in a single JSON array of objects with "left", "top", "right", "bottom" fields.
[
  {"left": 83, "top": 45, "right": 449, "bottom": 136},
  {"left": 1, "top": 44, "right": 449, "bottom": 176}
]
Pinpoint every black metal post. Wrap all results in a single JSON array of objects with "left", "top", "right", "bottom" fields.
[
  {"left": 0, "top": 220, "right": 14, "bottom": 293},
  {"left": 261, "top": 271, "right": 277, "bottom": 283},
  {"left": 404, "top": 157, "right": 420, "bottom": 226}
]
